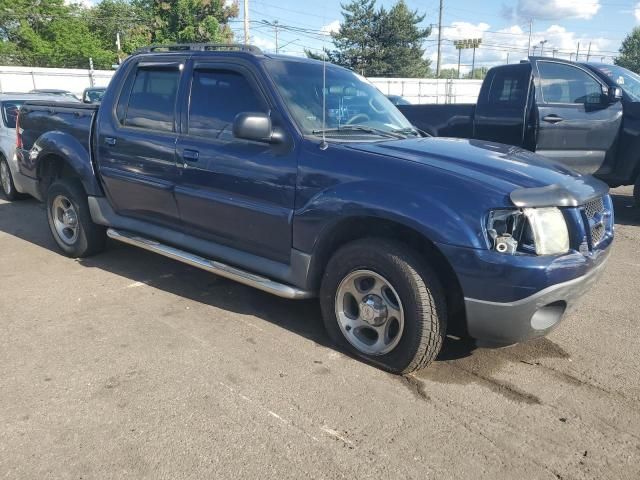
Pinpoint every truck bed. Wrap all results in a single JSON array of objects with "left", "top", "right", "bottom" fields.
[
  {"left": 20, "top": 101, "right": 98, "bottom": 159},
  {"left": 398, "top": 104, "right": 475, "bottom": 138}
]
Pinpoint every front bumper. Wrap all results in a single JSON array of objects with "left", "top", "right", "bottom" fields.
[
  {"left": 437, "top": 242, "right": 612, "bottom": 346},
  {"left": 463, "top": 250, "right": 610, "bottom": 345}
]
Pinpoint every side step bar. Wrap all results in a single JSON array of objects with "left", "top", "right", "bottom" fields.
[{"left": 106, "top": 228, "right": 314, "bottom": 300}]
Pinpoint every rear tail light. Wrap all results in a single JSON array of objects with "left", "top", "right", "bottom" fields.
[{"left": 15, "top": 111, "right": 22, "bottom": 149}]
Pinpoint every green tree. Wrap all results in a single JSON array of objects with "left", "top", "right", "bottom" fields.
[
  {"left": 309, "top": 0, "right": 431, "bottom": 77},
  {"left": 0, "top": 0, "right": 115, "bottom": 68},
  {"left": 616, "top": 27, "right": 640, "bottom": 73},
  {"left": 328, "top": 0, "right": 380, "bottom": 75},
  {"left": 86, "top": 0, "right": 152, "bottom": 57},
  {"left": 141, "top": 0, "right": 238, "bottom": 44},
  {"left": 373, "top": 1, "right": 431, "bottom": 77}
]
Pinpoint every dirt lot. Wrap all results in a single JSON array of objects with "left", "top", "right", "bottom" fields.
[{"left": 0, "top": 187, "right": 639, "bottom": 480}]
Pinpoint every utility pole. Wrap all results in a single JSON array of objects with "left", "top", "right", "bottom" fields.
[
  {"left": 527, "top": 19, "right": 533, "bottom": 56},
  {"left": 506, "top": 52, "right": 509, "bottom": 64},
  {"left": 532, "top": 45, "right": 538, "bottom": 56},
  {"left": 552, "top": 48, "right": 558, "bottom": 58},
  {"left": 457, "top": 48, "right": 462, "bottom": 79},
  {"left": 586, "top": 41, "right": 592, "bottom": 61},
  {"left": 274, "top": 21, "right": 279, "bottom": 53},
  {"left": 243, "top": 0, "right": 250, "bottom": 45},
  {"left": 539, "top": 40, "right": 547, "bottom": 56},
  {"left": 436, "top": 0, "right": 444, "bottom": 77},
  {"left": 576, "top": 42, "right": 580, "bottom": 61}
]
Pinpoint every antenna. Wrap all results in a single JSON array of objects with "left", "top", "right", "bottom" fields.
[{"left": 319, "top": 51, "right": 328, "bottom": 151}]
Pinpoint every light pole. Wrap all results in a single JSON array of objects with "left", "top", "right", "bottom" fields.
[
  {"left": 539, "top": 40, "right": 547, "bottom": 56},
  {"left": 453, "top": 38, "right": 482, "bottom": 79}
]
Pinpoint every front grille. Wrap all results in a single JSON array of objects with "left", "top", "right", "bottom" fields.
[{"left": 583, "top": 196, "right": 608, "bottom": 247}]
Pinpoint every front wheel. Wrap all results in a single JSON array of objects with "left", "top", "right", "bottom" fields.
[
  {"left": 320, "top": 238, "right": 447, "bottom": 374},
  {"left": 46, "top": 178, "right": 106, "bottom": 258},
  {"left": 0, "top": 157, "right": 19, "bottom": 200}
]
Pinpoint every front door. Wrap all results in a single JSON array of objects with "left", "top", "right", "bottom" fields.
[
  {"left": 533, "top": 59, "right": 622, "bottom": 175},
  {"left": 174, "top": 60, "right": 297, "bottom": 263},
  {"left": 96, "top": 57, "right": 185, "bottom": 227}
]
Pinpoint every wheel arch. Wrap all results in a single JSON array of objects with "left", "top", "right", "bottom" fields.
[
  {"left": 33, "top": 132, "right": 101, "bottom": 200},
  {"left": 308, "top": 215, "right": 467, "bottom": 336}
]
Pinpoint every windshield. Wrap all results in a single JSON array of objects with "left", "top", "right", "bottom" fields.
[
  {"left": 593, "top": 64, "right": 640, "bottom": 101},
  {"left": 1, "top": 101, "right": 23, "bottom": 129},
  {"left": 265, "top": 59, "right": 414, "bottom": 138}
]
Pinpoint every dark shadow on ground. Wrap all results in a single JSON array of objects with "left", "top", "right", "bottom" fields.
[{"left": 612, "top": 192, "right": 640, "bottom": 227}]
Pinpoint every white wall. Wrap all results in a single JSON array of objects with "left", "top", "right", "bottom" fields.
[
  {"left": 0, "top": 66, "right": 115, "bottom": 96},
  {"left": 369, "top": 78, "right": 483, "bottom": 104},
  {"left": 0, "top": 66, "right": 482, "bottom": 104}
]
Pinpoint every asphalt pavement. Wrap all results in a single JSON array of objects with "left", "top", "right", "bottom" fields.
[{"left": 1, "top": 187, "right": 639, "bottom": 479}]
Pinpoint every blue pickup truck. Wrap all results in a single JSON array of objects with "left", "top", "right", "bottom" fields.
[{"left": 14, "top": 44, "right": 613, "bottom": 373}]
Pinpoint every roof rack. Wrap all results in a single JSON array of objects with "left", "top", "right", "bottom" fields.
[{"left": 134, "top": 43, "right": 263, "bottom": 55}]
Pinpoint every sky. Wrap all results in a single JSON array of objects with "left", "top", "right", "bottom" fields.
[{"left": 237, "top": 0, "right": 640, "bottom": 74}]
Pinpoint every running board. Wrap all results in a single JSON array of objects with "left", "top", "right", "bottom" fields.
[{"left": 106, "top": 228, "right": 314, "bottom": 300}]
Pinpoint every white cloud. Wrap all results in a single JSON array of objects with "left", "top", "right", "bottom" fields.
[
  {"left": 431, "top": 22, "right": 612, "bottom": 75},
  {"left": 635, "top": 2, "right": 640, "bottom": 22},
  {"left": 506, "top": 0, "right": 601, "bottom": 21},
  {"left": 252, "top": 35, "right": 276, "bottom": 53},
  {"left": 321, "top": 20, "right": 341, "bottom": 35}
]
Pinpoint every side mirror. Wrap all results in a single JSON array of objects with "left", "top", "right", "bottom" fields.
[
  {"left": 608, "top": 86, "right": 623, "bottom": 103},
  {"left": 232, "top": 112, "right": 283, "bottom": 144}
]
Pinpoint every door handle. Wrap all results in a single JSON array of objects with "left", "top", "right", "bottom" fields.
[
  {"left": 182, "top": 149, "right": 199, "bottom": 161},
  {"left": 543, "top": 115, "right": 563, "bottom": 124},
  {"left": 104, "top": 137, "right": 117, "bottom": 146}
]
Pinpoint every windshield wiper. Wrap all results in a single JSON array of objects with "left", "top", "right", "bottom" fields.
[
  {"left": 312, "top": 125, "right": 406, "bottom": 139},
  {"left": 392, "top": 127, "right": 429, "bottom": 137}
]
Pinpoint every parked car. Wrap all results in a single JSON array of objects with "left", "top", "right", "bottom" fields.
[
  {"left": 82, "top": 87, "right": 107, "bottom": 104},
  {"left": 398, "top": 57, "right": 640, "bottom": 203},
  {"left": 386, "top": 94, "right": 411, "bottom": 105},
  {"left": 0, "top": 93, "right": 74, "bottom": 200},
  {"left": 29, "top": 89, "right": 81, "bottom": 102},
  {"left": 14, "top": 45, "right": 613, "bottom": 374}
]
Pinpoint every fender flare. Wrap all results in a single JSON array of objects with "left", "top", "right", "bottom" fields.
[{"left": 32, "top": 131, "right": 102, "bottom": 197}]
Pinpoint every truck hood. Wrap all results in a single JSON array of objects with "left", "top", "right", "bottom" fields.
[{"left": 344, "top": 137, "right": 608, "bottom": 207}]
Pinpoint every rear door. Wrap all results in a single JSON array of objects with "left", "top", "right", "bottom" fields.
[
  {"left": 473, "top": 64, "right": 534, "bottom": 148},
  {"left": 96, "top": 56, "right": 186, "bottom": 227},
  {"left": 173, "top": 59, "right": 297, "bottom": 263},
  {"left": 532, "top": 58, "right": 622, "bottom": 174}
]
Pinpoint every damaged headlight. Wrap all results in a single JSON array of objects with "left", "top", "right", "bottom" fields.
[{"left": 487, "top": 207, "right": 569, "bottom": 256}]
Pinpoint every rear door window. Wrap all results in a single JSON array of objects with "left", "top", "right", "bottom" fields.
[
  {"left": 537, "top": 62, "right": 604, "bottom": 104},
  {"left": 123, "top": 67, "right": 180, "bottom": 132},
  {"left": 188, "top": 69, "right": 267, "bottom": 139},
  {"left": 487, "top": 69, "right": 528, "bottom": 108}
]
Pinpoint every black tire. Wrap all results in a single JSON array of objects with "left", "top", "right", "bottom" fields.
[
  {"left": 320, "top": 238, "right": 447, "bottom": 374},
  {"left": 46, "top": 177, "right": 106, "bottom": 257},
  {"left": 0, "top": 157, "right": 19, "bottom": 201}
]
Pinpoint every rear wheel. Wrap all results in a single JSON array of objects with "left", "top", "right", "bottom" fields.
[
  {"left": 0, "top": 157, "right": 19, "bottom": 200},
  {"left": 46, "top": 178, "right": 106, "bottom": 257},
  {"left": 320, "top": 238, "right": 447, "bottom": 374}
]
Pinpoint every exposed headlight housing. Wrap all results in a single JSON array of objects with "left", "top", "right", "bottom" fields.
[{"left": 487, "top": 207, "right": 569, "bottom": 256}]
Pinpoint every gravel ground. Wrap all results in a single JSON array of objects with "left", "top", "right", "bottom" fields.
[{"left": 0, "top": 186, "right": 639, "bottom": 480}]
